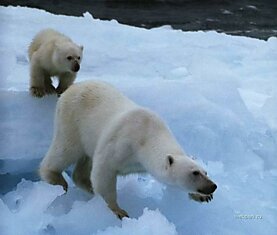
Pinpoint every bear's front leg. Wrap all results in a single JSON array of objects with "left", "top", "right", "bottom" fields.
[
  {"left": 29, "top": 57, "right": 46, "bottom": 98},
  {"left": 44, "top": 76, "right": 56, "bottom": 95},
  {"left": 189, "top": 192, "right": 213, "bottom": 203},
  {"left": 91, "top": 160, "right": 129, "bottom": 219},
  {"left": 56, "top": 73, "right": 76, "bottom": 96}
]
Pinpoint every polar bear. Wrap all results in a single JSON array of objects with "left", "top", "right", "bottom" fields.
[
  {"left": 28, "top": 29, "right": 83, "bottom": 97},
  {"left": 39, "top": 81, "right": 217, "bottom": 219}
]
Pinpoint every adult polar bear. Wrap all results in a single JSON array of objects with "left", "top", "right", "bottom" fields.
[{"left": 39, "top": 81, "right": 217, "bottom": 219}]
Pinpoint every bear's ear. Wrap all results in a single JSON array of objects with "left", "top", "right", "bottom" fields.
[
  {"left": 167, "top": 155, "right": 174, "bottom": 166},
  {"left": 79, "top": 45, "right": 84, "bottom": 51}
]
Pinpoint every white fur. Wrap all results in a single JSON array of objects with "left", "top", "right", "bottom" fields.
[
  {"left": 28, "top": 29, "right": 83, "bottom": 97},
  {"left": 39, "top": 81, "right": 217, "bottom": 219}
]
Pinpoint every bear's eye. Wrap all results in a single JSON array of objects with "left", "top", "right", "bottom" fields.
[
  {"left": 193, "top": 171, "right": 200, "bottom": 176},
  {"left": 77, "top": 56, "right": 81, "bottom": 60},
  {"left": 67, "top": 56, "right": 73, "bottom": 60}
]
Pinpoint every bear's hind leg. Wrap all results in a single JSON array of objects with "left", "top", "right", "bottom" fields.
[
  {"left": 72, "top": 156, "right": 93, "bottom": 193},
  {"left": 39, "top": 168, "right": 68, "bottom": 192},
  {"left": 39, "top": 146, "right": 82, "bottom": 192}
]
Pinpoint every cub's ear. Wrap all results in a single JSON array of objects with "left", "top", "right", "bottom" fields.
[
  {"left": 79, "top": 45, "right": 84, "bottom": 51},
  {"left": 167, "top": 155, "right": 174, "bottom": 166}
]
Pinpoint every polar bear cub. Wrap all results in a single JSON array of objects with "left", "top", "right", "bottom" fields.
[
  {"left": 28, "top": 29, "right": 83, "bottom": 97},
  {"left": 39, "top": 81, "right": 217, "bottom": 219}
]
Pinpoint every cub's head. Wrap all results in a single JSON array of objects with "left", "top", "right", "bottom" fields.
[
  {"left": 163, "top": 154, "right": 217, "bottom": 196},
  {"left": 53, "top": 41, "right": 84, "bottom": 73}
]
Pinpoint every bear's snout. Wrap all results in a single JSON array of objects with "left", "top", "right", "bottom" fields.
[
  {"left": 211, "top": 183, "right": 217, "bottom": 192},
  {"left": 198, "top": 182, "right": 217, "bottom": 195},
  {"left": 71, "top": 61, "right": 80, "bottom": 72}
]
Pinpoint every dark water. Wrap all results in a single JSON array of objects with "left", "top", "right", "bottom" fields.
[{"left": 2, "top": 0, "right": 277, "bottom": 40}]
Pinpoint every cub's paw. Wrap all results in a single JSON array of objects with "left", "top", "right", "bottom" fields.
[
  {"left": 45, "top": 84, "right": 56, "bottom": 95},
  {"left": 189, "top": 192, "right": 213, "bottom": 203},
  {"left": 56, "top": 87, "right": 67, "bottom": 96},
  {"left": 30, "top": 86, "right": 45, "bottom": 98}
]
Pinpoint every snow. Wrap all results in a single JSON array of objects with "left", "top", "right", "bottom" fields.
[{"left": 0, "top": 5, "right": 277, "bottom": 235}]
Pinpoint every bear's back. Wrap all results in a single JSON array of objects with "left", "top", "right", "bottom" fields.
[
  {"left": 58, "top": 81, "right": 137, "bottom": 129},
  {"left": 64, "top": 81, "right": 134, "bottom": 109},
  {"left": 28, "top": 29, "right": 71, "bottom": 59}
]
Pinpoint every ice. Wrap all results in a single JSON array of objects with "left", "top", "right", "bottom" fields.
[
  {"left": 0, "top": 92, "right": 57, "bottom": 160},
  {"left": 1, "top": 180, "right": 64, "bottom": 235},
  {"left": 262, "top": 95, "right": 277, "bottom": 129},
  {"left": 96, "top": 208, "right": 177, "bottom": 235},
  {"left": 0, "top": 5, "right": 277, "bottom": 235}
]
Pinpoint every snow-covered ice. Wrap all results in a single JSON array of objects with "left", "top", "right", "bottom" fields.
[{"left": 0, "top": 6, "right": 277, "bottom": 235}]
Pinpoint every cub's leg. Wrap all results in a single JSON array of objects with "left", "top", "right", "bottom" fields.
[
  {"left": 56, "top": 73, "right": 76, "bottom": 96},
  {"left": 44, "top": 76, "right": 56, "bottom": 95},
  {"left": 72, "top": 156, "right": 93, "bottom": 193},
  {"left": 29, "top": 54, "right": 46, "bottom": 97}
]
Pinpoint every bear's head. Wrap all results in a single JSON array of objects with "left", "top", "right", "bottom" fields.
[
  {"left": 53, "top": 41, "right": 84, "bottom": 73},
  {"left": 163, "top": 154, "right": 217, "bottom": 195}
]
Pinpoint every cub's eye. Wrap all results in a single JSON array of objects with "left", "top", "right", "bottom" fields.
[
  {"left": 193, "top": 171, "right": 200, "bottom": 176},
  {"left": 67, "top": 56, "right": 73, "bottom": 60},
  {"left": 77, "top": 56, "right": 81, "bottom": 60}
]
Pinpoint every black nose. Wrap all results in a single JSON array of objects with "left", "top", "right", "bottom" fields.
[
  {"left": 212, "top": 184, "right": 217, "bottom": 192},
  {"left": 198, "top": 183, "right": 217, "bottom": 195},
  {"left": 72, "top": 62, "right": 80, "bottom": 72}
]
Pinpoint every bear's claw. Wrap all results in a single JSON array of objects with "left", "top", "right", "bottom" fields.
[
  {"left": 45, "top": 84, "right": 56, "bottom": 95},
  {"left": 56, "top": 86, "right": 67, "bottom": 96},
  {"left": 189, "top": 192, "right": 214, "bottom": 203},
  {"left": 111, "top": 208, "right": 129, "bottom": 220},
  {"left": 30, "top": 87, "right": 45, "bottom": 98}
]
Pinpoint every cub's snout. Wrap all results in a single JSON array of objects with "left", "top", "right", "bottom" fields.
[{"left": 72, "top": 61, "right": 80, "bottom": 72}]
